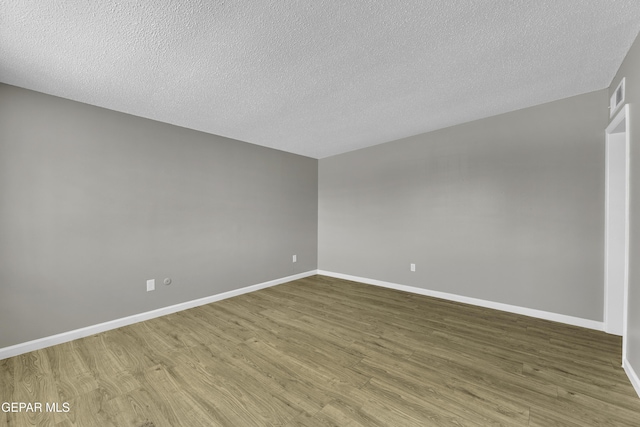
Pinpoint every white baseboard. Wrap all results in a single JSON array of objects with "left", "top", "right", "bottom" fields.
[
  {"left": 1, "top": 269, "right": 607, "bottom": 360},
  {"left": 0, "top": 270, "right": 317, "bottom": 360},
  {"left": 317, "top": 270, "right": 604, "bottom": 331},
  {"left": 623, "top": 358, "right": 640, "bottom": 398}
]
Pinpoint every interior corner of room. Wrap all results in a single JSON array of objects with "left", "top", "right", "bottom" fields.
[{"left": 2, "top": 3, "right": 640, "bottom": 423}]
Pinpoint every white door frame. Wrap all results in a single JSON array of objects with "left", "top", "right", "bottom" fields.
[{"left": 604, "top": 104, "right": 630, "bottom": 359}]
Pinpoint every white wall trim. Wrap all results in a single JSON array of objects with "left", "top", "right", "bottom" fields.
[
  {"left": 623, "top": 358, "right": 640, "bottom": 398},
  {"left": 604, "top": 104, "right": 631, "bottom": 354},
  {"left": 0, "top": 270, "right": 318, "bottom": 360},
  {"left": 1, "top": 269, "right": 609, "bottom": 360},
  {"left": 317, "top": 270, "right": 604, "bottom": 331},
  {"left": 623, "top": 104, "right": 631, "bottom": 361}
]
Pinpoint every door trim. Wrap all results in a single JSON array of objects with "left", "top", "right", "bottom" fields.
[{"left": 604, "top": 104, "right": 630, "bottom": 360}]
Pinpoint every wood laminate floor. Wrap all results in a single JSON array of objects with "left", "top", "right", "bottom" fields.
[{"left": 1, "top": 275, "right": 639, "bottom": 426}]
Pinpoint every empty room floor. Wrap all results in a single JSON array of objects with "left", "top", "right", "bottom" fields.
[{"left": 1, "top": 275, "right": 639, "bottom": 426}]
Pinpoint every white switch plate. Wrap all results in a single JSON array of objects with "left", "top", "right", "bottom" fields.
[
  {"left": 410, "top": 264, "right": 416, "bottom": 272},
  {"left": 293, "top": 255, "right": 297, "bottom": 263},
  {"left": 147, "top": 279, "right": 155, "bottom": 292}
]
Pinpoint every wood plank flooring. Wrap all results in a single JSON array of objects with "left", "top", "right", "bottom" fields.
[{"left": 1, "top": 275, "right": 639, "bottom": 426}]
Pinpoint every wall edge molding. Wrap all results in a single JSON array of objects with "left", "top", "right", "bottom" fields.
[
  {"left": 623, "top": 357, "right": 640, "bottom": 398},
  {"left": 0, "top": 270, "right": 318, "bottom": 360},
  {"left": 317, "top": 270, "right": 604, "bottom": 331}
]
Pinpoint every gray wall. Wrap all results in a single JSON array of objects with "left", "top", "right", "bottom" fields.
[
  {"left": 319, "top": 90, "right": 607, "bottom": 321},
  {"left": 610, "top": 32, "right": 640, "bottom": 370},
  {"left": 0, "top": 84, "right": 318, "bottom": 349}
]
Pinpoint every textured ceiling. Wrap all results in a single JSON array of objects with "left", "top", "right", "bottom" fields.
[{"left": 2, "top": 1, "right": 640, "bottom": 158}]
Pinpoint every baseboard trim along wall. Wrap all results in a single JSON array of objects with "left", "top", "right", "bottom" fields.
[
  {"left": 0, "top": 270, "right": 608, "bottom": 360},
  {"left": 623, "top": 358, "right": 640, "bottom": 398},
  {"left": 317, "top": 270, "right": 605, "bottom": 331},
  {"left": 0, "top": 270, "right": 317, "bottom": 360}
]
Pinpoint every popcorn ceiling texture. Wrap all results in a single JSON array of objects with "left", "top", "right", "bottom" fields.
[{"left": 1, "top": 1, "right": 640, "bottom": 158}]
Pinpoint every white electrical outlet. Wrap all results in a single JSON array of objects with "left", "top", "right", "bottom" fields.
[
  {"left": 146, "top": 279, "right": 155, "bottom": 292},
  {"left": 410, "top": 264, "right": 416, "bottom": 272},
  {"left": 293, "top": 255, "right": 297, "bottom": 263}
]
